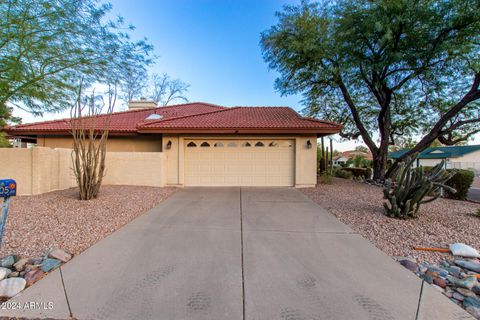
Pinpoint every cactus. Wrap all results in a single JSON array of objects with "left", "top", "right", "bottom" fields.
[{"left": 383, "top": 157, "right": 455, "bottom": 219}]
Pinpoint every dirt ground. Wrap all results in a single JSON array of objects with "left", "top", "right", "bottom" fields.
[
  {"left": 301, "top": 178, "right": 480, "bottom": 264},
  {"left": 0, "top": 185, "right": 177, "bottom": 258}
]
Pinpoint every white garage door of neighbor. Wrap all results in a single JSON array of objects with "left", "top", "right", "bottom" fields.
[{"left": 184, "top": 139, "right": 295, "bottom": 186}]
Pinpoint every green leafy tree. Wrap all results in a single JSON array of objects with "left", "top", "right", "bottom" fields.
[
  {"left": 0, "top": 0, "right": 154, "bottom": 120},
  {"left": 261, "top": 0, "right": 480, "bottom": 180}
]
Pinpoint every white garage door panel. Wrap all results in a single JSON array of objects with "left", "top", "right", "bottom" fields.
[{"left": 184, "top": 139, "right": 294, "bottom": 186}]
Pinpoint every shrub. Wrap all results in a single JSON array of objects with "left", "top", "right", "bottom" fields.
[
  {"left": 319, "top": 171, "right": 333, "bottom": 184},
  {"left": 342, "top": 167, "right": 370, "bottom": 179},
  {"left": 383, "top": 159, "right": 455, "bottom": 219},
  {"left": 443, "top": 169, "right": 474, "bottom": 200},
  {"left": 334, "top": 168, "right": 353, "bottom": 179}
]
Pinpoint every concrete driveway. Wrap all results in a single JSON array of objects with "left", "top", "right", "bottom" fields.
[{"left": 1, "top": 188, "right": 472, "bottom": 319}]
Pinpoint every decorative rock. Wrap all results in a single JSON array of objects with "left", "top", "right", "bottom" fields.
[
  {"left": 445, "top": 290, "right": 454, "bottom": 298},
  {"left": 455, "top": 260, "right": 480, "bottom": 273},
  {"left": 456, "top": 288, "right": 477, "bottom": 298},
  {"left": 13, "top": 258, "right": 30, "bottom": 272},
  {"left": 400, "top": 259, "right": 418, "bottom": 273},
  {"left": 472, "top": 285, "right": 480, "bottom": 295},
  {"left": 48, "top": 249, "right": 72, "bottom": 263},
  {"left": 453, "top": 292, "right": 465, "bottom": 301},
  {"left": 0, "top": 267, "right": 11, "bottom": 280},
  {"left": 433, "top": 277, "right": 447, "bottom": 288},
  {"left": 427, "top": 267, "right": 448, "bottom": 278},
  {"left": 0, "top": 255, "right": 17, "bottom": 268},
  {"left": 8, "top": 271, "right": 19, "bottom": 278},
  {"left": 31, "top": 257, "right": 43, "bottom": 265},
  {"left": 426, "top": 270, "right": 439, "bottom": 278},
  {"left": 0, "top": 278, "right": 26, "bottom": 299},
  {"left": 440, "top": 260, "right": 450, "bottom": 268},
  {"left": 24, "top": 269, "right": 45, "bottom": 287},
  {"left": 446, "top": 266, "right": 462, "bottom": 277},
  {"left": 24, "top": 264, "right": 38, "bottom": 273},
  {"left": 456, "top": 276, "right": 477, "bottom": 290},
  {"left": 421, "top": 274, "right": 433, "bottom": 284},
  {"left": 40, "top": 259, "right": 61, "bottom": 272},
  {"left": 464, "top": 296, "right": 480, "bottom": 309}
]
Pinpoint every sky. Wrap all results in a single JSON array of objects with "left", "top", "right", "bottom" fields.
[{"left": 11, "top": 0, "right": 478, "bottom": 151}]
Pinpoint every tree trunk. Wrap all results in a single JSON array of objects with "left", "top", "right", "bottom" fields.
[{"left": 372, "top": 149, "right": 388, "bottom": 181}]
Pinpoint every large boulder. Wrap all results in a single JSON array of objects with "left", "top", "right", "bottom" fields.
[
  {"left": 0, "top": 267, "right": 11, "bottom": 281},
  {"left": 0, "top": 278, "right": 26, "bottom": 299},
  {"left": 48, "top": 249, "right": 72, "bottom": 263}
]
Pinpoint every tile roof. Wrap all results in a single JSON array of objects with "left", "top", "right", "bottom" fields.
[
  {"left": 5, "top": 102, "right": 341, "bottom": 135},
  {"left": 388, "top": 145, "right": 480, "bottom": 159},
  {"left": 6, "top": 102, "right": 225, "bottom": 134},
  {"left": 137, "top": 107, "right": 341, "bottom": 132}
]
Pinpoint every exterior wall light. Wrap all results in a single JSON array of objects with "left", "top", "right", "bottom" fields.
[
  {"left": 166, "top": 140, "right": 172, "bottom": 150},
  {"left": 306, "top": 140, "right": 312, "bottom": 149}
]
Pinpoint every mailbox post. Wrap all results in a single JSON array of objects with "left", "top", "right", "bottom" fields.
[{"left": 0, "top": 179, "right": 16, "bottom": 249}]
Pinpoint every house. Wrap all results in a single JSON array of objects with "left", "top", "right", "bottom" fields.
[
  {"left": 5, "top": 101, "right": 342, "bottom": 188},
  {"left": 388, "top": 145, "right": 480, "bottom": 171},
  {"left": 333, "top": 150, "right": 373, "bottom": 166}
]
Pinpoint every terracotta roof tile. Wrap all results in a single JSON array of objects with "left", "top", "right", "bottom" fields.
[
  {"left": 5, "top": 102, "right": 341, "bottom": 135},
  {"left": 6, "top": 102, "right": 225, "bottom": 134},
  {"left": 137, "top": 107, "right": 341, "bottom": 132}
]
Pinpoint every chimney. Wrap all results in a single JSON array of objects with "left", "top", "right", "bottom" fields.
[{"left": 128, "top": 97, "right": 157, "bottom": 110}]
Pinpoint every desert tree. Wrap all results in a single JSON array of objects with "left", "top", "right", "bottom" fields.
[
  {"left": 261, "top": 0, "right": 480, "bottom": 180},
  {"left": 70, "top": 83, "right": 116, "bottom": 200},
  {"left": 149, "top": 73, "right": 190, "bottom": 106},
  {"left": 0, "top": 0, "right": 153, "bottom": 118}
]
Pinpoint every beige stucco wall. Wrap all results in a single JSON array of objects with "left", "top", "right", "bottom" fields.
[
  {"left": 0, "top": 148, "right": 33, "bottom": 194},
  {"left": 453, "top": 150, "right": 480, "bottom": 163},
  {"left": 163, "top": 134, "right": 318, "bottom": 188},
  {"left": 103, "top": 152, "right": 166, "bottom": 187},
  {"left": 38, "top": 136, "right": 162, "bottom": 152},
  {"left": 0, "top": 147, "right": 166, "bottom": 195}
]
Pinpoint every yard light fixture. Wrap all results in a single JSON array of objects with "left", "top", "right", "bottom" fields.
[
  {"left": 166, "top": 140, "right": 172, "bottom": 150},
  {"left": 306, "top": 140, "right": 312, "bottom": 149}
]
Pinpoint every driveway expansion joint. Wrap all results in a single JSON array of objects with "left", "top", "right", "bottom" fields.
[
  {"left": 59, "top": 266, "right": 73, "bottom": 318},
  {"left": 239, "top": 187, "right": 246, "bottom": 320}
]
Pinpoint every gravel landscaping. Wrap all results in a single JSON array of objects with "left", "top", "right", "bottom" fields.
[
  {"left": 301, "top": 178, "right": 480, "bottom": 265},
  {"left": 0, "top": 185, "right": 177, "bottom": 258}
]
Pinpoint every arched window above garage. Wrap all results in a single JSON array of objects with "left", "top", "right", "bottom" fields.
[{"left": 187, "top": 142, "right": 197, "bottom": 147}]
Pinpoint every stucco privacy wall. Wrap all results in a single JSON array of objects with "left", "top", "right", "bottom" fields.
[
  {"left": 162, "top": 134, "right": 318, "bottom": 187},
  {"left": 0, "top": 147, "right": 166, "bottom": 195}
]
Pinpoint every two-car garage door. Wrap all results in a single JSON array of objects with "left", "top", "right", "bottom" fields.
[{"left": 184, "top": 139, "right": 294, "bottom": 186}]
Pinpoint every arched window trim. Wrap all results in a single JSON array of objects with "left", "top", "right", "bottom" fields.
[
  {"left": 187, "top": 142, "right": 197, "bottom": 147},
  {"left": 255, "top": 141, "right": 265, "bottom": 147},
  {"left": 200, "top": 142, "right": 210, "bottom": 147}
]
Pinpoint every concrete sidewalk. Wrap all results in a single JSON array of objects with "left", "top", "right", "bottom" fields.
[{"left": 1, "top": 187, "right": 473, "bottom": 319}]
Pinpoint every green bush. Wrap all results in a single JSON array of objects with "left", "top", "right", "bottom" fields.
[
  {"left": 319, "top": 171, "right": 333, "bottom": 184},
  {"left": 443, "top": 169, "right": 474, "bottom": 200},
  {"left": 334, "top": 169, "right": 353, "bottom": 179},
  {"left": 342, "top": 167, "right": 370, "bottom": 179}
]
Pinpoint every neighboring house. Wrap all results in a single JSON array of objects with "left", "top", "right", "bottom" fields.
[
  {"left": 388, "top": 145, "right": 480, "bottom": 171},
  {"left": 5, "top": 101, "right": 341, "bottom": 188},
  {"left": 333, "top": 150, "right": 373, "bottom": 166}
]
